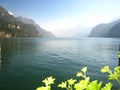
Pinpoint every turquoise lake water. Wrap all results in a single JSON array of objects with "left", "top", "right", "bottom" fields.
[{"left": 0, "top": 38, "right": 120, "bottom": 90}]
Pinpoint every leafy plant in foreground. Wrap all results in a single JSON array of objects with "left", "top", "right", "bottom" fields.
[
  {"left": 58, "top": 67, "right": 112, "bottom": 90},
  {"left": 36, "top": 66, "right": 120, "bottom": 90},
  {"left": 36, "top": 76, "right": 55, "bottom": 90},
  {"left": 100, "top": 65, "right": 120, "bottom": 84}
]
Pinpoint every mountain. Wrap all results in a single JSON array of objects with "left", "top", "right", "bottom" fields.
[
  {"left": 0, "top": 5, "right": 55, "bottom": 38},
  {"left": 0, "top": 5, "right": 41, "bottom": 38},
  {"left": 89, "top": 19, "right": 120, "bottom": 38},
  {"left": 108, "top": 23, "right": 120, "bottom": 37},
  {"left": 16, "top": 16, "right": 55, "bottom": 38}
]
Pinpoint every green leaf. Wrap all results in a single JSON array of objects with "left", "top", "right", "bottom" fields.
[
  {"left": 114, "top": 66, "right": 120, "bottom": 72},
  {"left": 81, "top": 67, "right": 87, "bottom": 73},
  {"left": 100, "top": 66, "right": 110, "bottom": 73},
  {"left": 42, "top": 76, "right": 55, "bottom": 86},
  {"left": 74, "top": 77, "right": 90, "bottom": 90},
  {"left": 114, "top": 66, "right": 120, "bottom": 78},
  {"left": 86, "top": 80, "right": 102, "bottom": 90},
  {"left": 101, "top": 82, "right": 112, "bottom": 90},
  {"left": 58, "top": 81, "right": 67, "bottom": 88},
  {"left": 108, "top": 74, "right": 115, "bottom": 80},
  {"left": 101, "top": 66, "right": 120, "bottom": 84},
  {"left": 76, "top": 72, "right": 83, "bottom": 77},
  {"left": 67, "top": 78, "right": 76, "bottom": 85},
  {"left": 36, "top": 86, "right": 51, "bottom": 90},
  {"left": 36, "top": 86, "right": 45, "bottom": 90}
]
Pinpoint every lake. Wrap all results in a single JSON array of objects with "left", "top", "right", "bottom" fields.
[{"left": 0, "top": 38, "right": 120, "bottom": 90}]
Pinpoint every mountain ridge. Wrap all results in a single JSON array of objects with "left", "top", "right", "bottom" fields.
[
  {"left": 89, "top": 19, "right": 120, "bottom": 38},
  {"left": 16, "top": 16, "right": 55, "bottom": 38},
  {"left": 0, "top": 5, "right": 55, "bottom": 38}
]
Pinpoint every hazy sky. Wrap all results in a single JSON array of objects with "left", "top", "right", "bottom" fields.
[{"left": 0, "top": 0, "right": 120, "bottom": 36}]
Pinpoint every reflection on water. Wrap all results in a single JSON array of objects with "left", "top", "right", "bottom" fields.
[{"left": 0, "top": 39, "right": 21, "bottom": 71}]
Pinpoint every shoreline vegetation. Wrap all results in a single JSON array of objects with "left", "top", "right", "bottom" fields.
[{"left": 36, "top": 66, "right": 120, "bottom": 90}]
